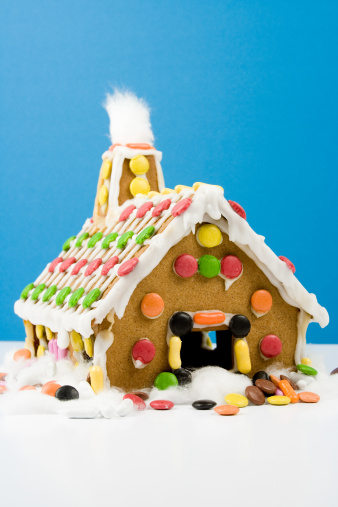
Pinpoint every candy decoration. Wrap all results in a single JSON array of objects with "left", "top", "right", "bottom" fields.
[
  {"left": 109, "top": 143, "right": 122, "bottom": 151},
  {"left": 251, "top": 290, "right": 272, "bottom": 314},
  {"left": 278, "top": 379, "right": 299, "bottom": 404},
  {"left": 229, "top": 315, "right": 251, "bottom": 337},
  {"left": 193, "top": 312, "right": 225, "bottom": 325},
  {"left": 75, "top": 232, "right": 89, "bottom": 247},
  {"left": 68, "top": 288, "right": 85, "bottom": 308},
  {"left": 36, "top": 325, "right": 44, "bottom": 339},
  {"left": 126, "top": 143, "right": 154, "bottom": 150},
  {"left": 154, "top": 372, "right": 179, "bottom": 390},
  {"left": 71, "top": 259, "right": 88, "bottom": 275},
  {"left": 123, "top": 393, "right": 146, "bottom": 410},
  {"left": 132, "top": 339, "right": 156, "bottom": 368},
  {"left": 172, "top": 368, "right": 192, "bottom": 386},
  {"left": 255, "top": 379, "right": 276, "bottom": 396},
  {"left": 279, "top": 256, "right": 296, "bottom": 274},
  {"left": 171, "top": 198, "right": 192, "bottom": 217},
  {"left": 117, "top": 231, "right": 134, "bottom": 249},
  {"left": 59, "top": 257, "right": 76, "bottom": 273},
  {"left": 130, "top": 177, "right": 150, "bottom": 196},
  {"left": 330, "top": 368, "right": 338, "bottom": 375},
  {"left": 136, "top": 201, "right": 153, "bottom": 218},
  {"left": 280, "top": 375, "right": 298, "bottom": 391},
  {"left": 55, "top": 385, "right": 79, "bottom": 401},
  {"left": 13, "top": 349, "right": 31, "bottom": 361},
  {"left": 89, "top": 365, "right": 104, "bottom": 394},
  {"left": 19, "top": 385, "right": 37, "bottom": 391},
  {"left": 46, "top": 328, "right": 54, "bottom": 341},
  {"left": 198, "top": 255, "right": 221, "bottom": 278},
  {"left": 119, "top": 205, "right": 136, "bottom": 222},
  {"left": 275, "top": 388, "right": 284, "bottom": 396},
  {"left": 214, "top": 405, "right": 239, "bottom": 416},
  {"left": 141, "top": 293, "right": 164, "bottom": 318},
  {"left": 100, "top": 159, "right": 112, "bottom": 179},
  {"left": 245, "top": 386, "right": 266, "bottom": 405},
  {"left": 101, "top": 256, "right": 119, "bottom": 276},
  {"left": 84, "top": 337, "right": 93, "bottom": 357},
  {"left": 31, "top": 283, "right": 46, "bottom": 301},
  {"left": 228, "top": 200, "right": 246, "bottom": 219},
  {"left": 301, "top": 357, "right": 312, "bottom": 366},
  {"left": 84, "top": 258, "right": 102, "bottom": 276},
  {"left": 252, "top": 371, "right": 269, "bottom": 385},
  {"left": 269, "top": 375, "right": 280, "bottom": 387},
  {"left": 42, "top": 285, "right": 57, "bottom": 303},
  {"left": 296, "top": 364, "right": 318, "bottom": 376},
  {"left": 20, "top": 283, "right": 34, "bottom": 299},
  {"left": 234, "top": 339, "right": 251, "bottom": 374},
  {"left": 225, "top": 393, "right": 249, "bottom": 408},
  {"left": 117, "top": 258, "right": 139, "bottom": 276},
  {"left": 299, "top": 392, "right": 320, "bottom": 403},
  {"left": 220, "top": 255, "right": 243, "bottom": 279},
  {"left": 150, "top": 400, "right": 174, "bottom": 410},
  {"left": 62, "top": 236, "right": 76, "bottom": 251},
  {"left": 101, "top": 232, "right": 118, "bottom": 249},
  {"left": 98, "top": 184, "right": 109, "bottom": 205},
  {"left": 174, "top": 254, "right": 198, "bottom": 278},
  {"left": 70, "top": 330, "right": 84, "bottom": 351},
  {"left": 175, "top": 184, "right": 191, "bottom": 193},
  {"left": 82, "top": 288, "right": 101, "bottom": 308},
  {"left": 169, "top": 312, "right": 193, "bottom": 336},
  {"left": 129, "top": 155, "right": 150, "bottom": 175},
  {"left": 168, "top": 336, "right": 182, "bottom": 370},
  {"left": 41, "top": 382, "right": 62, "bottom": 397},
  {"left": 192, "top": 400, "right": 217, "bottom": 410},
  {"left": 135, "top": 225, "right": 155, "bottom": 245},
  {"left": 260, "top": 334, "right": 282, "bottom": 359},
  {"left": 267, "top": 396, "right": 291, "bottom": 406},
  {"left": 197, "top": 224, "right": 222, "bottom": 248},
  {"left": 48, "top": 257, "right": 63, "bottom": 273},
  {"left": 88, "top": 232, "right": 103, "bottom": 248},
  {"left": 132, "top": 392, "right": 149, "bottom": 401},
  {"left": 152, "top": 199, "right": 171, "bottom": 217},
  {"left": 55, "top": 286, "right": 71, "bottom": 306}
]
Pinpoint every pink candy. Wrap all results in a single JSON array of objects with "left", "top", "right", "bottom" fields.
[
  {"left": 275, "top": 388, "right": 284, "bottom": 396},
  {"left": 48, "top": 339, "right": 68, "bottom": 361}
]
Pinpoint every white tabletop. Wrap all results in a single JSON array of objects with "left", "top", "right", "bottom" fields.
[{"left": 1, "top": 342, "right": 338, "bottom": 507}]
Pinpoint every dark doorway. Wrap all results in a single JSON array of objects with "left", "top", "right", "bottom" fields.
[{"left": 180, "top": 329, "right": 233, "bottom": 370}]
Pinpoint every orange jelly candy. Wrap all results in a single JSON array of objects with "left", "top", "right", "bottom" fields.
[
  {"left": 269, "top": 374, "right": 280, "bottom": 387},
  {"left": 41, "top": 382, "right": 62, "bottom": 397},
  {"left": 278, "top": 379, "right": 299, "bottom": 403},
  {"left": 214, "top": 404, "right": 240, "bottom": 416},
  {"left": 13, "top": 349, "right": 31, "bottom": 361},
  {"left": 193, "top": 312, "right": 225, "bottom": 326},
  {"left": 141, "top": 293, "right": 164, "bottom": 318},
  {"left": 299, "top": 392, "right": 320, "bottom": 403},
  {"left": 251, "top": 290, "right": 273, "bottom": 313},
  {"left": 19, "top": 385, "right": 37, "bottom": 391}
]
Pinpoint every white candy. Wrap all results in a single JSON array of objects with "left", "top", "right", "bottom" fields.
[
  {"left": 66, "top": 405, "right": 99, "bottom": 419},
  {"left": 116, "top": 398, "right": 133, "bottom": 417},
  {"left": 100, "top": 404, "right": 115, "bottom": 419},
  {"left": 77, "top": 381, "right": 96, "bottom": 399},
  {"left": 296, "top": 380, "right": 307, "bottom": 390}
]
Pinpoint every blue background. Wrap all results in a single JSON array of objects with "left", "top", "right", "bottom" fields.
[{"left": 0, "top": 1, "right": 337, "bottom": 343}]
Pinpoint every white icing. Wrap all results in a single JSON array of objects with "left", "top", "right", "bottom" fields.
[
  {"left": 295, "top": 310, "right": 311, "bottom": 364},
  {"left": 93, "top": 328, "right": 114, "bottom": 383},
  {"left": 251, "top": 307, "right": 268, "bottom": 319}
]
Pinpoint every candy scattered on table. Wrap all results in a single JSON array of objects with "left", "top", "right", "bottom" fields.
[
  {"left": 299, "top": 392, "right": 320, "bottom": 403},
  {"left": 150, "top": 400, "right": 174, "bottom": 410},
  {"left": 245, "top": 386, "right": 265, "bottom": 405},
  {"left": 116, "top": 398, "right": 134, "bottom": 417},
  {"left": 280, "top": 375, "right": 298, "bottom": 391},
  {"left": 123, "top": 393, "right": 146, "bottom": 410},
  {"left": 330, "top": 368, "right": 338, "bottom": 375},
  {"left": 89, "top": 365, "right": 104, "bottom": 394},
  {"left": 154, "top": 372, "right": 178, "bottom": 390},
  {"left": 0, "top": 386, "right": 7, "bottom": 394},
  {"left": 296, "top": 364, "right": 318, "bottom": 376},
  {"left": 225, "top": 393, "right": 248, "bottom": 408},
  {"left": 130, "top": 177, "right": 150, "bottom": 196},
  {"left": 254, "top": 379, "right": 276, "bottom": 396},
  {"left": 252, "top": 371, "right": 269, "bottom": 384},
  {"left": 296, "top": 380, "right": 307, "bottom": 390},
  {"left": 278, "top": 379, "right": 299, "bottom": 403},
  {"left": 275, "top": 388, "right": 284, "bottom": 396},
  {"left": 267, "top": 395, "right": 291, "bottom": 406},
  {"left": 214, "top": 404, "right": 240, "bottom": 416},
  {"left": 192, "top": 400, "right": 217, "bottom": 410},
  {"left": 55, "top": 385, "right": 79, "bottom": 401}
]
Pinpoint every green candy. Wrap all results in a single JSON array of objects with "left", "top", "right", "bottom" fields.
[
  {"left": 135, "top": 226, "right": 155, "bottom": 245},
  {"left": 198, "top": 255, "right": 221, "bottom": 278},
  {"left": 42, "top": 285, "right": 57, "bottom": 303},
  {"left": 296, "top": 364, "right": 318, "bottom": 376},
  {"left": 87, "top": 232, "right": 103, "bottom": 248},
  {"left": 154, "top": 372, "right": 178, "bottom": 390},
  {"left": 20, "top": 283, "right": 34, "bottom": 299},
  {"left": 101, "top": 232, "right": 118, "bottom": 249},
  {"left": 31, "top": 283, "right": 46, "bottom": 300},
  {"left": 55, "top": 286, "right": 72, "bottom": 306},
  {"left": 82, "top": 288, "right": 101, "bottom": 309},
  {"left": 75, "top": 232, "right": 89, "bottom": 247},
  {"left": 68, "top": 287, "right": 85, "bottom": 308},
  {"left": 62, "top": 235, "right": 76, "bottom": 251},
  {"left": 117, "top": 231, "right": 134, "bottom": 249}
]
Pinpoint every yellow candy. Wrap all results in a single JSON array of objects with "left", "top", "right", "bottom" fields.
[
  {"left": 46, "top": 327, "right": 54, "bottom": 341},
  {"left": 23, "top": 320, "right": 35, "bottom": 356},
  {"left": 206, "top": 336, "right": 213, "bottom": 349},
  {"left": 267, "top": 396, "right": 291, "bottom": 406},
  {"left": 100, "top": 159, "right": 112, "bottom": 179},
  {"left": 36, "top": 325, "right": 44, "bottom": 339},
  {"left": 197, "top": 224, "right": 223, "bottom": 248},
  {"left": 129, "top": 155, "right": 149, "bottom": 175},
  {"left": 130, "top": 177, "right": 150, "bottom": 196},
  {"left": 147, "top": 191, "right": 160, "bottom": 198},
  {"left": 37, "top": 345, "right": 45, "bottom": 358},
  {"left": 192, "top": 182, "right": 206, "bottom": 191},
  {"left": 98, "top": 184, "right": 109, "bottom": 205},
  {"left": 234, "top": 339, "right": 251, "bottom": 374},
  {"left": 70, "top": 330, "right": 84, "bottom": 352},
  {"left": 168, "top": 336, "right": 182, "bottom": 370},
  {"left": 89, "top": 365, "right": 104, "bottom": 394},
  {"left": 301, "top": 357, "right": 312, "bottom": 366},
  {"left": 175, "top": 184, "right": 191, "bottom": 193},
  {"left": 225, "top": 393, "right": 249, "bottom": 408},
  {"left": 161, "top": 188, "right": 175, "bottom": 195},
  {"left": 84, "top": 336, "right": 94, "bottom": 358}
]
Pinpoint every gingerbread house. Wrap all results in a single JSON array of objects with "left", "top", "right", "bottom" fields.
[{"left": 14, "top": 91, "right": 329, "bottom": 391}]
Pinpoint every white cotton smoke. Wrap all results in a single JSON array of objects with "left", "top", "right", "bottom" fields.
[{"left": 104, "top": 89, "right": 154, "bottom": 145}]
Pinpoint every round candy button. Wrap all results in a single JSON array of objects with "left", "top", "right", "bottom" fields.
[
  {"left": 169, "top": 312, "right": 193, "bottom": 336},
  {"left": 172, "top": 368, "right": 192, "bottom": 386},
  {"left": 150, "top": 400, "right": 174, "bottom": 410},
  {"left": 129, "top": 155, "right": 150, "bottom": 175},
  {"left": 260, "top": 334, "right": 282, "bottom": 359},
  {"left": 229, "top": 315, "right": 251, "bottom": 338},
  {"left": 132, "top": 339, "right": 156, "bottom": 367},
  {"left": 141, "top": 293, "right": 164, "bottom": 318},
  {"left": 214, "top": 404, "right": 239, "bottom": 416},
  {"left": 154, "top": 372, "right": 178, "bottom": 390},
  {"left": 224, "top": 393, "right": 248, "bottom": 408},
  {"left": 130, "top": 177, "right": 150, "bottom": 196},
  {"left": 296, "top": 364, "right": 318, "bottom": 376},
  {"left": 251, "top": 290, "right": 273, "bottom": 314},
  {"left": 198, "top": 255, "right": 221, "bottom": 278},
  {"left": 197, "top": 224, "right": 222, "bottom": 248},
  {"left": 174, "top": 254, "right": 198, "bottom": 278},
  {"left": 220, "top": 255, "right": 243, "bottom": 279}
]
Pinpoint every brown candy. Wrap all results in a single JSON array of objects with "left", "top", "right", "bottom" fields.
[
  {"left": 132, "top": 391, "right": 149, "bottom": 401},
  {"left": 245, "top": 386, "right": 265, "bottom": 406},
  {"left": 280, "top": 375, "right": 298, "bottom": 390},
  {"left": 255, "top": 379, "right": 277, "bottom": 395}
]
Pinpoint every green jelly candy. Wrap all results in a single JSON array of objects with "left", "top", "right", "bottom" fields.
[
  {"left": 20, "top": 283, "right": 34, "bottom": 299},
  {"left": 75, "top": 232, "right": 89, "bottom": 247},
  {"left": 101, "top": 232, "right": 118, "bottom": 249},
  {"left": 55, "top": 286, "right": 72, "bottom": 306},
  {"left": 42, "top": 285, "right": 57, "bottom": 303},
  {"left": 87, "top": 232, "right": 103, "bottom": 248},
  {"left": 82, "top": 288, "right": 101, "bottom": 309},
  {"left": 135, "top": 226, "right": 155, "bottom": 245},
  {"left": 198, "top": 255, "right": 221, "bottom": 278},
  {"left": 154, "top": 372, "right": 179, "bottom": 390},
  {"left": 62, "top": 235, "right": 76, "bottom": 251},
  {"left": 296, "top": 364, "right": 318, "bottom": 376},
  {"left": 117, "top": 231, "right": 134, "bottom": 249},
  {"left": 31, "top": 283, "right": 46, "bottom": 300},
  {"left": 68, "top": 287, "right": 85, "bottom": 308}
]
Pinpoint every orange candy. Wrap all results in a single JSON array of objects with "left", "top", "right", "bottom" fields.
[
  {"left": 278, "top": 379, "right": 299, "bottom": 403},
  {"left": 13, "top": 349, "right": 31, "bottom": 361},
  {"left": 251, "top": 290, "right": 273, "bottom": 313},
  {"left": 41, "top": 381, "right": 62, "bottom": 397},
  {"left": 126, "top": 143, "right": 154, "bottom": 150},
  {"left": 214, "top": 404, "right": 240, "bottom": 416},
  {"left": 19, "top": 385, "right": 36, "bottom": 391},
  {"left": 0, "top": 386, "right": 7, "bottom": 394},
  {"left": 141, "top": 293, "right": 164, "bottom": 318},
  {"left": 269, "top": 374, "right": 280, "bottom": 387},
  {"left": 193, "top": 312, "right": 225, "bottom": 326},
  {"left": 299, "top": 392, "right": 320, "bottom": 403}
]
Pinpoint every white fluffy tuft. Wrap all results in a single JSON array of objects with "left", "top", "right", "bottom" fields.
[{"left": 104, "top": 89, "right": 154, "bottom": 145}]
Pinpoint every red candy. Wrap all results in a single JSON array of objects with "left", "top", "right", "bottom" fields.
[
  {"left": 152, "top": 199, "right": 171, "bottom": 217},
  {"left": 123, "top": 393, "right": 146, "bottom": 410},
  {"left": 59, "top": 257, "right": 76, "bottom": 273},
  {"left": 279, "top": 256, "right": 296, "bottom": 274},
  {"left": 101, "top": 256, "right": 119, "bottom": 276},
  {"left": 260, "top": 334, "right": 282, "bottom": 359},
  {"left": 136, "top": 201, "right": 153, "bottom": 218},
  {"left": 117, "top": 258, "right": 139, "bottom": 276},
  {"left": 132, "top": 339, "right": 156, "bottom": 366},
  {"left": 90, "top": 218, "right": 94, "bottom": 223},
  {"left": 174, "top": 254, "right": 198, "bottom": 278},
  {"left": 220, "top": 255, "right": 243, "bottom": 279},
  {"left": 228, "top": 200, "right": 246, "bottom": 219},
  {"left": 150, "top": 400, "right": 174, "bottom": 410},
  {"left": 119, "top": 205, "right": 136, "bottom": 222},
  {"left": 84, "top": 258, "right": 102, "bottom": 276},
  {"left": 48, "top": 257, "right": 63, "bottom": 273},
  {"left": 172, "top": 198, "right": 192, "bottom": 217},
  {"left": 71, "top": 259, "right": 88, "bottom": 275}
]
